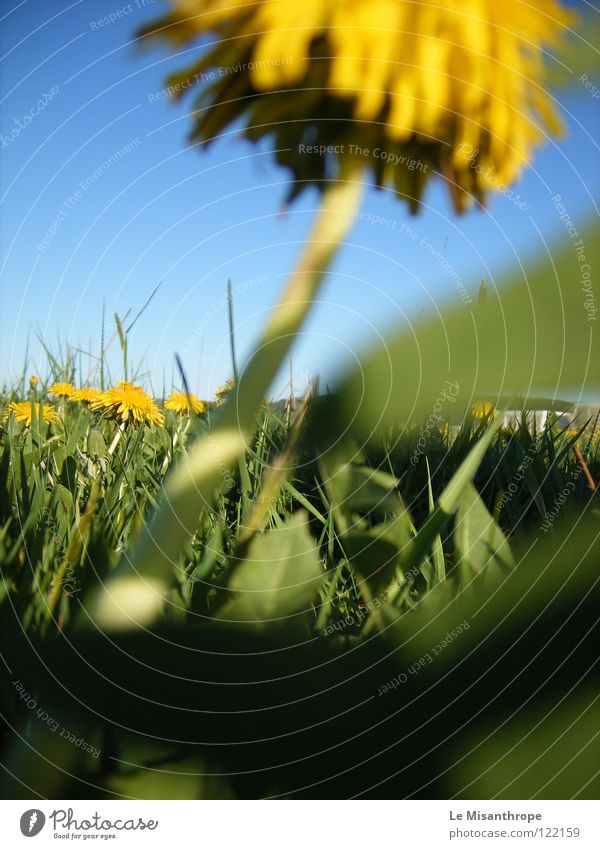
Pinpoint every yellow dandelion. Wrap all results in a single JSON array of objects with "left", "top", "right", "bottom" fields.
[
  {"left": 48, "top": 381, "right": 75, "bottom": 398},
  {"left": 91, "top": 382, "right": 165, "bottom": 427},
  {"left": 472, "top": 400, "right": 494, "bottom": 418},
  {"left": 4, "top": 401, "right": 59, "bottom": 426},
  {"left": 29, "top": 375, "right": 39, "bottom": 389},
  {"left": 72, "top": 387, "right": 102, "bottom": 404},
  {"left": 214, "top": 378, "right": 236, "bottom": 407},
  {"left": 213, "top": 379, "right": 269, "bottom": 411},
  {"left": 141, "top": 0, "right": 575, "bottom": 211},
  {"left": 165, "top": 392, "right": 207, "bottom": 415}
]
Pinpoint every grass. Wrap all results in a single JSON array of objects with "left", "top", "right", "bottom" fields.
[
  {"left": 0, "top": 332, "right": 598, "bottom": 799},
  {"left": 2, "top": 370, "right": 597, "bottom": 637}
]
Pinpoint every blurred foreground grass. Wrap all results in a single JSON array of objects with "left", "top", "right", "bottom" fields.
[{"left": 1, "top": 370, "right": 598, "bottom": 798}]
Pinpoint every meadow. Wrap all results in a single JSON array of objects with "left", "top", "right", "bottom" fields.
[{"left": 1, "top": 326, "right": 598, "bottom": 797}]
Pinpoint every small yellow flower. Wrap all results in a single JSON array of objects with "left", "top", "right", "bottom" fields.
[
  {"left": 165, "top": 392, "right": 207, "bottom": 415},
  {"left": 72, "top": 387, "right": 102, "bottom": 404},
  {"left": 29, "top": 375, "right": 39, "bottom": 389},
  {"left": 5, "top": 401, "right": 59, "bottom": 426},
  {"left": 472, "top": 401, "right": 494, "bottom": 418},
  {"left": 48, "top": 382, "right": 75, "bottom": 398},
  {"left": 91, "top": 382, "right": 165, "bottom": 427},
  {"left": 214, "top": 378, "right": 236, "bottom": 407},
  {"left": 142, "top": 0, "right": 575, "bottom": 211}
]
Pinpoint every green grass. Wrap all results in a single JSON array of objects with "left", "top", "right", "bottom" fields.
[
  {"left": 1, "top": 377, "right": 597, "bottom": 636},
  {"left": 1, "top": 346, "right": 598, "bottom": 799}
]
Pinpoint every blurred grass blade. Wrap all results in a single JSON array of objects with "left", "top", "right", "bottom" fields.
[
  {"left": 426, "top": 457, "right": 446, "bottom": 584},
  {"left": 333, "top": 225, "right": 600, "bottom": 436}
]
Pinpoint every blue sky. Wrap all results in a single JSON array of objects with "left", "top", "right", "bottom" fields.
[{"left": 1, "top": 0, "right": 598, "bottom": 399}]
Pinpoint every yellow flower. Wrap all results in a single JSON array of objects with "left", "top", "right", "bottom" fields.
[
  {"left": 214, "top": 378, "right": 236, "bottom": 407},
  {"left": 91, "top": 382, "right": 165, "bottom": 427},
  {"left": 72, "top": 387, "right": 102, "bottom": 404},
  {"left": 5, "top": 401, "right": 59, "bottom": 426},
  {"left": 29, "top": 375, "right": 39, "bottom": 389},
  {"left": 213, "top": 378, "right": 269, "bottom": 411},
  {"left": 165, "top": 392, "right": 207, "bottom": 415},
  {"left": 141, "top": 0, "right": 574, "bottom": 211},
  {"left": 472, "top": 401, "right": 494, "bottom": 418},
  {"left": 48, "top": 382, "right": 75, "bottom": 398}
]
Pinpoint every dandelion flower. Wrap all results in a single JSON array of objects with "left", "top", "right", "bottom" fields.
[
  {"left": 49, "top": 382, "right": 75, "bottom": 398},
  {"left": 214, "top": 378, "right": 236, "bottom": 407},
  {"left": 213, "top": 378, "right": 269, "bottom": 411},
  {"left": 29, "top": 375, "right": 39, "bottom": 389},
  {"left": 165, "top": 392, "right": 207, "bottom": 415},
  {"left": 91, "top": 382, "right": 165, "bottom": 427},
  {"left": 5, "top": 401, "right": 59, "bottom": 426},
  {"left": 72, "top": 387, "right": 102, "bottom": 404},
  {"left": 141, "top": 0, "right": 575, "bottom": 211},
  {"left": 472, "top": 400, "right": 494, "bottom": 418}
]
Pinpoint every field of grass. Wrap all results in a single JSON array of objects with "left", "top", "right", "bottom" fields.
[{"left": 1, "top": 337, "right": 599, "bottom": 798}]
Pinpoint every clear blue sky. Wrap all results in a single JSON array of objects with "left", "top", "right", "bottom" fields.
[{"left": 1, "top": 0, "right": 598, "bottom": 399}]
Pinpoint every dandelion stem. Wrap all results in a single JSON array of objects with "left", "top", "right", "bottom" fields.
[
  {"left": 86, "top": 171, "right": 364, "bottom": 631},
  {"left": 108, "top": 422, "right": 125, "bottom": 456},
  {"left": 236, "top": 172, "right": 364, "bottom": 426},
  {"left": 573, "top": 444, "right": 596, "bottom": 492}
]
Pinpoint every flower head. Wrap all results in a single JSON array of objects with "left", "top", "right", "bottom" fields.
[
  {"left": 141, "top": 0, "right": 574, "bottom": 211},
  {"left": 214, "top": 378, "right": 236, "bottom": 407},
  {"left": 29, "top": 375, "right": 39, "bottom": 389},
  {"left": 165, "top": 391, "right": 207, "bottom": 415},
  {"left": 91, "top": 382, "right": 165, "bottom": 427},
  {"left": 5, "top": 401, "right": 59, "bottom": 426},
  {"left": 72, "top": 387, "right": 103, "bottom": 404},
  {"left": 49, "top": 382, "right": 75, "bottom": 398},
  {"left": 472, "top": 400, "right": 494, "bottom": 418}
]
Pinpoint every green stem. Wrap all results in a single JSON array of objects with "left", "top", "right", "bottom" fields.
[
  {"left": 108, "top": 422, "right": 125, "bottom": 456},
  {"left": 87, "top": 172, "right": 364, "bottom": 631}
]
